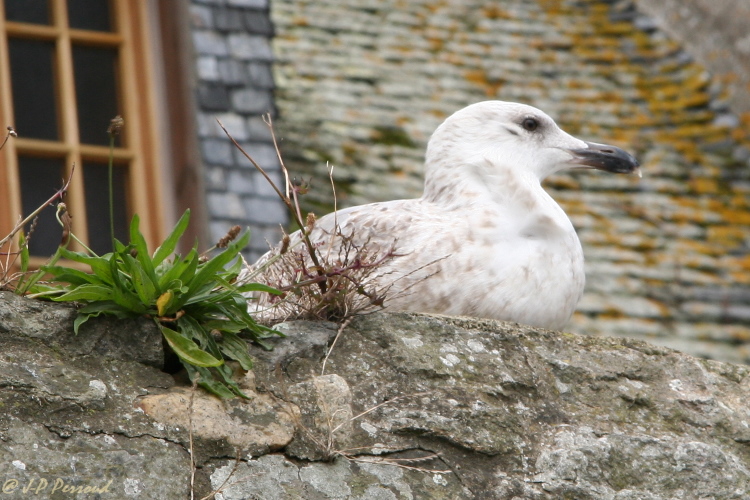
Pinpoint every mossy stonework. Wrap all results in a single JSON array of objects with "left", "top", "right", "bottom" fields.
[
  {"left": 3, "top": 296, "right": 749, "bottom": 498},
  {"left": 270, "top": 0, "right": 750, "bottom": 363}
]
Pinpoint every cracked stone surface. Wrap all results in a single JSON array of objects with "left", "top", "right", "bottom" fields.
[{"left": 2, "top": 291, "right": 750, "bottom": 498}]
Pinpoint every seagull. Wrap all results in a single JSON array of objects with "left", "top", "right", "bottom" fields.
[{"left": 243, "top": 101, "right": 640, "bottom": 330}]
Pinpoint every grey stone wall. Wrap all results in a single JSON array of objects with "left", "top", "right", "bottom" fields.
[
  {"left": 189, "top": 0, "right": 287, "bottom": 259},
  {"left": 268, "top": 0, "right": 750, "bottom": 363}
]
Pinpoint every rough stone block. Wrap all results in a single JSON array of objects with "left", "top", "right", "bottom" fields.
[
  {"left": 243, "top": 196, "right": 288, "bottom": 225},
  {"left": 227, "top": 33, "right": 274, "bottom": 61},
  {"left": 214, "top": 112, "right": 248, "bottom": 141},
  {"left": 206, "top": 191, "right": 246, "bottom": 219},
  {"left": 204, "top": 165, "right": 227, "bottom": 190},
  {"left": 217, "top": 59, "right": 248, "bottom": 85},
  {"left": 191, "top": 30, "right": 228, "bottom": 56},
  {"left": 244, "top": 10, "right": 274, "bottom": 35},
  {"left": 196, "top": 83, "right": 230, "bottom": 111},
  {"left": 213, "top": 6, "right": 244, "bottom": 32},
  {"left": 252, "top": 170, "right": 284, "bottom": 198},
  {"left": 196, "top": 55, "right": 219, "bottom": 81},
  {"left": 200, "top": 138, "right": 234, "bottom": 166},
  {"left": 189, "top": 4, "right": 213, "bottom": 29},
  {"left": 247, "top": 62, "right": 275, "bottom": 88},
  {"left": 232, "top": 141, "right": 279, "bottom": 170},
  {"left": 227, "top": 0, "right": 267, "bottom": 8},
  {"left": 225, "top": 169, "right": 255, "bottom": 194},
  {"left": 231, "top": 88, "right": 274, "bottom": 114},
  {"left": 246, "top": 116, "right": 274, "bottom": 141}
]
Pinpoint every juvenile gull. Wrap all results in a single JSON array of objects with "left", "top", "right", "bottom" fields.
[{"left": 244, "top": 101, "right": 640, "bottom": 329}]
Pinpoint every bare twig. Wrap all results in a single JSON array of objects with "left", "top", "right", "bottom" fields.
[
  {"left": 189, "top": 377, "right": 198, "bottom": 500},
  {"left": 321, "top": 317, "right": 353, "bottom": 376},
  {"left": 217, "top": 117, "right": 329, "bottom": 295},
  {"left": 0, "top": 164, "right": 75, "bottom": 250}
]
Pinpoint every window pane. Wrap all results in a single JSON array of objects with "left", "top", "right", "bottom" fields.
[
  {"left": 83, "top": 162, "right": 128, "bottom": 254},
  {"left": 73, "top": 45, "right": 119, "bottom": 145},
  {"left": 18, "top": 156, "right": 65, "bottom": 257},
  {"left": 8, "top": 38, "right": 59, "bottom": 140},
  {"left": 67, "top": 0, "right": 112, "bottom": 31},
  {"left": 4, "top": 0, "right": 51, "bottom": 25}
]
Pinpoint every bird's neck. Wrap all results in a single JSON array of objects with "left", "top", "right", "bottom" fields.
[
  {"left": 422, "top": 161, "right": 575, "bottom": 238},
  {"left": 423, "top": 161, "right": 546, "bottom": 209}
]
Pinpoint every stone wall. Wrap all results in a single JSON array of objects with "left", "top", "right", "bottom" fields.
[
  {"left": 268, "top": 0, "right": 750, "bottom": 363},
  {"left": 189, "top": 0, "right": 288, "bottom": 259},
  {"left": 3, "top": 293, "right": 750, "bottom": 498}
]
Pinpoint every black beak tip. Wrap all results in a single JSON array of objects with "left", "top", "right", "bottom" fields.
[{"left": 569, "top": 141, "right": 641, "bottom": 175}]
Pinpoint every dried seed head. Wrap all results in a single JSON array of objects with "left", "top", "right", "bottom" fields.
[
  {"left": 305, "top": 212, "right": 316, "bottom": 230},
  {"left": 107, "top": 115, "right": 124, "bottom": 136},
  {"left": 217, "top": 225, "right": 241, "bottom": 248},
  {"left": 280, "top": 233, "right": 291, "bottom": 254},
  {"left": 58, "top": 203, "right": 72, "bottom": 246},
  {"left": 292, "top": 177, "right": 310, "bottom": 195}
]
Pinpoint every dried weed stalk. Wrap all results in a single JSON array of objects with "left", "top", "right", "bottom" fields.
[
  {"left": 218, "top": 115, "right": 410, "bottom": 324},
  {"left": 0, "top": 127, "right": 73, "bottom": 291}
]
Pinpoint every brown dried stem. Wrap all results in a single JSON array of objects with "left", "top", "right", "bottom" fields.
[
  {"left": 217, "top": 117, "right": 328, "bottom": 295},
  {"left": 0, "top": 164, "right": 75, "bottom": 250}
]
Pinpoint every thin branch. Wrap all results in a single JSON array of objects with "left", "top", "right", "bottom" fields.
[
  {"left": 218, "top": 117, "right": 329, "bottom": 295},
  {"left": 0, "top": 164, "right": 75, "bottom": 250},
  {"left": 263, "top": 114, "right": 292, "bottom": 199},
  {"left": 321, "top": 317, "right": 352, "bottom": 376}
]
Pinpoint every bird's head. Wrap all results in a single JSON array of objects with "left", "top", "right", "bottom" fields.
[{"left": 424, "top": 101, "right": 640, "bottom": 195}]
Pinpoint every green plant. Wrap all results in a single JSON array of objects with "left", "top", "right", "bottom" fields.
[{"left": 30, "top": 209, "right": 281, "bottom": 398}]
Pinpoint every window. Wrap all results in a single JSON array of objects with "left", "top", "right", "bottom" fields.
[{"left": 0, "top": 0, "right": 170, "bottom": 262}]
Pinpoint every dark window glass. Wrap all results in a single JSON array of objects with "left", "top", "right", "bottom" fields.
[
  {"left": 18, "top": 156, "right": 65, "bottom": 257},
  {"left": 83, "top": 162, "right": 128, "bottom": 254},
  {"left": 72, "top": 45, "right": 119, "bottom": 146},
  {"left": 67, "top": 0, "right": 112, "bottom": 31},
  {"left": 4, "top": 0, "right": 51, "bottom": 25},
  {"left": 8, "top": 38, "right": 59, "bottom": 140}
]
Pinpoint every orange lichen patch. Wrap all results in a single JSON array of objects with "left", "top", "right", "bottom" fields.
[
  {"left": 676, "top": 239, "right": 725, "bottom": 257},
  {"left": 621, "top": 113, "right": 657, "bottom": 128},
  {"left": 566, "top": 79, "right": 593, "bottom": 90},
  {"left": 707, "top": 226, "right": 748, "bottom": 245},
  {"left": 598, "top": 22, "right": 638, "bottom": 36},
  {"left": 573, "top": 48, "right": 626, "bottom": 64},
  {"left": 546, "top": 175, "right": 580, "bottom": 190},
  {"left": 731, "top": 255, "right": 750, "bottom": 272},
  {"left": 599, "top": 308, "right": 626, "bottom": 320},
  {"left": 730, "top": 269, "right": 750, "bottom": 285},
  {"left": 427, "top": 37, "right": 444, "bottom": 52},
  {"left": 291, "top": 16, "right": 309, "bottom": 26},
  {"left": 688, "top": 178, "right": 719, "bottom": 194},
  {"left": 463, "top": 69, "right": 504, "bottom": 97},
  {"left": 719, "top": 209, "right": 750, "bottom": 226},
  {"left": 731, "top": 128, "right": 749, "bottom": 142},
  {"left": 482, "top": 5, "right": 511, "bottom": 20}
]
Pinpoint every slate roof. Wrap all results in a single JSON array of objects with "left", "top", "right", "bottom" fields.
[
  {"left": 190, "top": 0, "right": 287, "bottom": 260},
  {"left": 267, "top": 0, "right": 750, "bottom": 363}
]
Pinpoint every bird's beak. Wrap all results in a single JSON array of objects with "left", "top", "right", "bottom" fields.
[{"left": 567, "top": 141, "right": 641, "bottom": 177}]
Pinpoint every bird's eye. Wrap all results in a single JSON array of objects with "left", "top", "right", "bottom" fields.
[{"left": 522, "top": 117, "right": 539, "bottom": 132}]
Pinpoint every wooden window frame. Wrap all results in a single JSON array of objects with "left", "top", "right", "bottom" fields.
[{"left": 0, "top": 0, "right": 176, "bottom": 265}]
